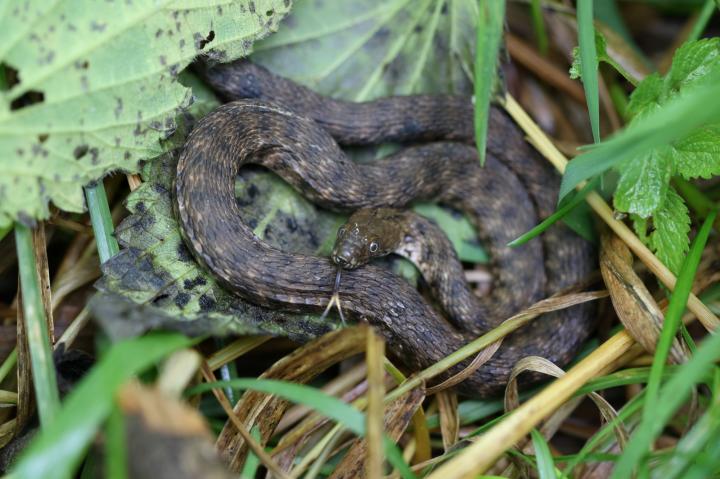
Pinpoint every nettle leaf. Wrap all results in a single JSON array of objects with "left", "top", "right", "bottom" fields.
[
  {"left": 632, "top": 188, "right": 690, "bottom": 275},
  {"left": 611, "top": 39, "right": 720, "bottom": 272},
  {"left": 672, "top": 124, "right": 720, "bottom": 179},
  {"left": 0, "top": 0, "right": 291, "bottom": 228},
  {"left": 625, "top": 73, "right": 662, "bottom": 118},
  {"left": 614, "top": 146, "right": 673, "bottom": 218},
  {"left": 664, "top": 38, "right": 720, "bottom": 98},
  {"left": 569, "top": 31, "right": 608, "bottom": 81}
]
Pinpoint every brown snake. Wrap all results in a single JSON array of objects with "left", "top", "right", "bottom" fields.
[{"left": 177, "top": 60, "right": 595, "bottom": 396}]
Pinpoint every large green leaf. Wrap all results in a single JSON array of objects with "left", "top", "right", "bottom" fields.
[
  {"left": 0, "top": 0, "right": 291, "bottom": 228},
  {"left": 252, "top": 0, "right": 478, "bottom": 99}
]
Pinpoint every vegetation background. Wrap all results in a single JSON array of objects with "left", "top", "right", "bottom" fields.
[{"left": 0, "top": 0, "right": 719, "bottom": 478}]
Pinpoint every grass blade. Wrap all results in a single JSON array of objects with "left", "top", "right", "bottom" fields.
[
  {"left": 188, "top": 378, "right": 416, "bottom": 479},
  {"left": 531, "top": 429, "right": 558, "bottom": 479},
  {"left": 530, "top": 0, "right": 548, "bottom": 55},
  {"left": 559, "top": 79, "right": 720, "bottom": 200},
  {"left": 610, "top": 310, "right": 720, "bottom": 477},
  {"left": 509, "top": 177, "right": 598, "bottom": 247},
  {"left": 84, "top": 181, "right": 119, "bottom": 264},
  {"left": 474, "top": 1, "right": 506, "bottom": 165},
  {"left": 14, "top": 223, "right": 60, "bottom": 427},
  {"left": 577, "top": 0, "right": 601, "bottom": 143},
  {"left": 10, "top": 332, "right": 191, "bottom": 479},
  {"left": 642, "top": 210, "right": 717, "bottom": 426},
  {"left": 687, "top": 0, "right": 717, "bottom": 42}
]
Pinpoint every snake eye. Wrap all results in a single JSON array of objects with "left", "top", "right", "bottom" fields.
[
  {"left": 337, "top": 227, "right": 346, "bottom": 238},
  {"left": 369, "top": 241, "right": 379, "bottom": 253}
]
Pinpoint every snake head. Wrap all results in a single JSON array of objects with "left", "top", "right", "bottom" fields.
[{"left": 331, "top": 208, "right": 406, "bottom": 269}]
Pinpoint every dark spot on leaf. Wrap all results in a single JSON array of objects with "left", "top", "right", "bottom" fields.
[
  {"left": 441, "top": 3, "right": 448, "bottom": 14},
  {"left": 40, "top": 51, "right": 55, "bottom": 65},
  {"left": 73, "top": 144, "right": 89, "bottom": 160},
  {"left": 216, "top": 5, "right": 223, "bottom": 14},
  {"left": 285, "top": 217, "right": 297, "bottom": 232},
  {"left": 74, "top": 59, "right": 89, "bottom": 69},
  {"left": 248, "top": 218, "right": 258, "bottom": 229},
  {"left": 152, "top": 293, "right": 170, "bottom": 305},
  {"left": 16, "top": 148, "right": 24, "bottom": 156},
  {"left": 37, "top": 134, "right": 48, "bottom": 143},
  {"left": 266, "top": 9, "right": 273, "bottom": 16},
  {"left": 178, "top": 38, "right": 185, "bottom": 49},
  {"left": 149, "top": 120, "right": 162, "bottom": 130},
  {"left": 89, "top": 147, "right": 99, "bottom": 165},
  {"left": 67, "top": 23, "right": 77, "bottom": 32},
  {"left": 247, "top": 184, "right": 259, "bottom": 199},
  {"left": 199, "top": 294, "right": 215, "bottom": 311},
  {"left": 159, "top": 55, "right": 167, "bottom": 66},
  {"left": 155, "top": 28, "right": 163, "bottom": 38},
  {"left": 135, "top": 201, "right": 146, "bottom": 213},
  {"left": 176, "top": 243, "right": 192, "bottom": 263},
  {"left": 169, "top": 64, "right": 179, "bottom": 78},
  {"left": 183, "top": 276, "right": 207, "bottom": 290},
  {"left": 80, "top": 75, "right": 88, "bottom": 91},
  {"left": 90, "top": 20, "right": 107, "bottom": 32},
  {"left": 174, "top": 292, "right": 190, "bottom": 308},
  {"left": 114, "top": 97, "right": 123, "bottom": 119},
  {"left": 414, "top": 25, "right": 423, "bottom": 33},
  {"left": 124, "top": 151, "right": 131, "bottom": 160},
  {"left": 249, "top": 1, "right": 255, "bottom": 13}
]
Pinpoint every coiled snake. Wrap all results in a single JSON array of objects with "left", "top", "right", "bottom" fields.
[{"left": 176, "top": 60, "right": 595, "bottom": 396}]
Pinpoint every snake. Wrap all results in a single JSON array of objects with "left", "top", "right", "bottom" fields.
[{"left": 177, "top": 60, "right": 595, "bottom": 396}]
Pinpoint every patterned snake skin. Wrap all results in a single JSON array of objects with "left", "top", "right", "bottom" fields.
[{"left": 175, "top": 60, "right": 595, "bottom": 396}]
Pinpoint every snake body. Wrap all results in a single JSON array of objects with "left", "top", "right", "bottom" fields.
[{"left": 177, "top": 61, "right": 595, "bottom": 396}]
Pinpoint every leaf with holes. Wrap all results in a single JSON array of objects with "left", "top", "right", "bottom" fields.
[
  {"left": 96, "top": 145, "right": 344, "bottom": 340},
  {"left": 0, "top": 0, "right": 291, "bottom": 228}
]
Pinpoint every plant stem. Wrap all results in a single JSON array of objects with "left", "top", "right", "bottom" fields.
[
  {"left": 15, "top": 223, "right": 60, "bottom": 426},
  {"left": 84, "top": 181, "right": 119, "bottom": 264}
]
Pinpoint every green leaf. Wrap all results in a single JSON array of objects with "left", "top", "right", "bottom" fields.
[
  {"left": 413, "top": 203, "right": 488, "bottom": 263},
  {"left": 559, "top": 77, "right": 720, "bottom": 200},
  {"left": 611, "top": 212, "right": 719, "bottom": 479},
  {"left": 531, "top": 429, "right": 558, "bottom": 479},
  {"left": 474, "top": 0, "right": 505, "bottom": 165},
  {"left": 187, "top": 379, "right": 417, "bottom": 479},
  {"left": 647, "top": 187, "right": 691, "bottom": 275},
  {"left": 664, "top": 38, "right": 720, "bottom": 98},
  {"left": 613, "top": 146, "right": 673, "bottom": 218},
  {"left": 96, "top": 154, "right": 342, "bottom": 340},
  {"left": 672, "top": 124, "right": 720, "bottom": 179},
  {"left": 10, "top": 333, "right": 192, "bottom": 479},
  {"left": 625, "top": 72, "right": 662, "bottom": 118},
  {"left": 252, "top": 0, "right": 479, "bottom": 99},
  {"left": 577, "top": 0, "right": 601, "bottom": 143},
  {"left": 642, "top": 208, "right": 717, "bottom": 445},
  {"left": 0, "top": 0, "right": 291, "bottom": 228}
]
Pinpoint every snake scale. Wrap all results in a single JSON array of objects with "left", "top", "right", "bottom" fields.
[{"left": 177, "top": 60, "right": 595, "bottom": 396}]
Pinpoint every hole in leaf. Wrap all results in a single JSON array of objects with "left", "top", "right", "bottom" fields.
[
  {"left": 0, "top": 63, "right": 19, "bottom": 91},
  {"left": 198, "top": 30, "right": 215, "bottom": 50},
  {"left": 10, "top": 89, "right": 45, "bottom": 111}
]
